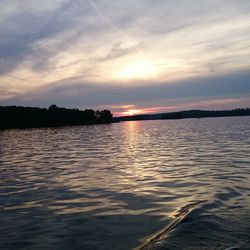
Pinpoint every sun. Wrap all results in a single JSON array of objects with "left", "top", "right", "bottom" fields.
[
  {"left": 122, "top": 109, "right": 141, "bottom": 116},
  {"left": 114, "top": 59, "right": 157, "bottom": 81}
]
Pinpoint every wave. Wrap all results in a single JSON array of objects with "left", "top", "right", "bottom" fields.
[{"left": 137, "top": 200, "right": 206, "bottom": 250}]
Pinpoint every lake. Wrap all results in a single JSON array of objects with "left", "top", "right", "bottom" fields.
[{"left": 1, "top": 117, "right": 250, "bottom": 250}]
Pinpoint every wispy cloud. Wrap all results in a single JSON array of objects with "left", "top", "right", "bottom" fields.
[
  {"left": 2, "top": 69, "right": 250, "bottom": 114},
  {"left": 0, "top": 0, "right": 250, "bottom": 110}
]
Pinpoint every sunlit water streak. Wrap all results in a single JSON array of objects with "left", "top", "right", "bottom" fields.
[{"left": 0, "top": 117, "right": 250, "bottom": 250}]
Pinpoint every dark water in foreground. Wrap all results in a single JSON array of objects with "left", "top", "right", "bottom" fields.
[{"left": 1, "top": 117, "right": 250, "bottom": 250}]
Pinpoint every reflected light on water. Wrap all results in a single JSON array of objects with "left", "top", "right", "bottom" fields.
[{"left": 1, "top": 117, "right": 250, "bottom": 249}]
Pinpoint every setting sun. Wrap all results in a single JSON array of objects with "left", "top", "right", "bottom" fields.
[{"left": 122, "top": 109, "right": 142, "bottom": 116}]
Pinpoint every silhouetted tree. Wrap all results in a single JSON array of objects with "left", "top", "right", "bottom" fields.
[
  {"left": 0, "top": 105, "right": 113, "bottom": 129},
  {"left": 99, "top": 110, "right": 112, "bottom": 123},
  {"left": 48, "top": 104, "right": 59, "bottom": 111}
]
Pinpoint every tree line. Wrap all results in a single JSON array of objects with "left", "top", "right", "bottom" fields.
[
  {"left": 0, "top": 105, "right": 112, "bottom": 129},
  {"left": 160, "top": 108, "right": 250, "bottom": 120},
  {"left": 113, "top": 108, "right": 250, "bottom": 122}
]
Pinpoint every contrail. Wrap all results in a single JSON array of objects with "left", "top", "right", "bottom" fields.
[
  {"left": 87, "top": 0, "right": 123, "bottom": 36},
  {"left": 87, "top": 0, "right": 158, "bottom": 79}
]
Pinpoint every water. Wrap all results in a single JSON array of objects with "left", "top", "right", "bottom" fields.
[{"left": 0, "top": 116, "right": 250, "bottom": 250}]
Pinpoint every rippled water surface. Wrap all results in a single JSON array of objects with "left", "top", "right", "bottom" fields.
[{"left": 1, "top": 117, "right": 250, "bottom": 250}]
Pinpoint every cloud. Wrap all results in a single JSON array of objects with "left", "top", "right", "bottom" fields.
[
  {"left": 99, "top": 42, "right": 142, "bottom": 62},
  {"left": 0, "top": 0, "right": 95, "bottom": 75},
  {"left": 2, "top": 70, "right": 250, "bottom": 112},
  {"left": 0, "top": 0, "right": 250, "bottom": 111},
  {"left": 0, "top": 3, "right": 54, "bottom": 73}
]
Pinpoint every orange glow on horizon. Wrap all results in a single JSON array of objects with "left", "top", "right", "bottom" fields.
[
  {"left": 113, "top": 97, "right": 249, "bottom": 117},
  {"left": 121, "top": 109, "right": 143, "bottom": 116}
]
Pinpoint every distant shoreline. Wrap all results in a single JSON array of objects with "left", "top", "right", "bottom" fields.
[
  {"left": 113, "top": 108, "right": 250, "bottom": 122},
  {"left": 1, "top": 106, "right": 249, "bottom": 130}
]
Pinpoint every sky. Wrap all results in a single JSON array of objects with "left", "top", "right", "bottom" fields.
[{"left": 0, "top": 0, "right": 250, "bottom": 116}]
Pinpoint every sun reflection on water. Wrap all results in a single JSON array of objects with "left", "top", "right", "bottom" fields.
[{"left": 1, "top": 117, "right": 250, "bottom": 249}]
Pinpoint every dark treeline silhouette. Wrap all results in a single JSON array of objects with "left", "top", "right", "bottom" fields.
[
  {"left": 113, "top": 108, "right": 250, "bottom": 122},
  {"left": 161, "top": 108, "right": 250, "bottom": 120},
  {"left": 0, "top": 105, "right": 112, "bottom": 129}
]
